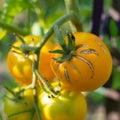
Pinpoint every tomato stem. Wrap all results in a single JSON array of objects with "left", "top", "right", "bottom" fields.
[
  {"left": 18, "top": 12, "right": 77, "bottom": 53},
  {"left": 4, "top": 86, "right": 17, "bottom": 98},
  {"left": 50, "top": 32, "right": 76, "bottom": 63},
  {"left": 15, "top": 34, "right": 25, "bottom": 43},
  {"left": 7, "top": 109, "right": 34, "bottom": 118},
  {"left": 35, "top": 70, "right": 57, "bottom": 96},
  {"left": 31, "top": 53, "right": 42, "bottom": 120},
  {"left": 54, "top": 25, "right": 67, "bottom": 51},
  {"left": 33, "top": 88, "right": 41, "bottom": 120},
  {"left": 29, "top": 108, "right": 36, "bottom": 120},
  {"left": 37, "top": 12, "right": 75, "bottom": 50}
]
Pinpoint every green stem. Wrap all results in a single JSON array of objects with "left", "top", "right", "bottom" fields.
[
  {"left": 0, "top": 21, "right": 30, "bottom": 36},
  {"left": 18, "top": 12, "right": 77, "bottom": 95},
  {"left": 37, "top": 12, "right": 75, "bottom": 50},
  {"left": 32, "top": 54, "right": 41, "bottom": 120},
  {"left": 29, "top": 110, "right": 36, "bottom": 120},
  {"left": 26, "top": 8, "right": 31, "bottom": 30},
  {"left": 8, "top": 109, "right": 33, "bottom": 118},
  {"left": 4, "top": 86, "right": 16, "bottom": 96},
  {"left": 53, "top": 25, "right": 67, "bottom": 51},
  {"left": 64, "top": 0, "right": 83, "bottom": 31},
  {"left": 35, "top": 70, "right": 57, "bottom": 96},
  {"left": 20, "top": 12, "right": 75, "bottom": 52},
  {"left": 33, "top": 88, "right": 41, "bottom": 120}
]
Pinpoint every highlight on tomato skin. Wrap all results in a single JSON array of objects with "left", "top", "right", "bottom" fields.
[
  {"left": 7, "top": 35, "right": 55, "bottom": 85},
  {"left": 50, "top": 32, "right": 113, "bottom": 92}
]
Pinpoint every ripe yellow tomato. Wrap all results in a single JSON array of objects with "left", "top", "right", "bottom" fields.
[
  {"left": 38, "top": 89, "right": 87, "bottom": 120},
  {"left": 4, "top": 88, "right": 37, "bottom": 120},
  {"left": 50, "top": 32, "right": 112, "bottom": 91},
  {"left": 7, "top": 35, "right": 55, "bottom": 85}
]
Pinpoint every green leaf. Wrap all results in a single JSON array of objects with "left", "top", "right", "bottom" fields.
[
  {"left": 53, "top": 54, "right": 72, "bottom": 63},
  {"left": 49, "top": 49, "right": 64, "bottom": 54},
  {"left": 116, "top": 38, "right": 120, "bottom": 51},
  {"left": 109, "top": 19, "right": 119, "bottom": 37},
  {"left": 67, "top": 33, "right": 76, "bottom": 51}
]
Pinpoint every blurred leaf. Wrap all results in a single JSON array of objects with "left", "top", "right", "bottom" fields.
[
  {"left": 116, "top": 38, "right": 120, "bottom": 51},
  {"left": 0, "top": 32, "right": 16, "bottom": 60},
  {"left": 0, "top": 0, "right": 36, "bottom": 24},
  {"left": 87, "top": 91, "right": 105, "bottom": 106},
  {"left": 112, "top": 68, "right": 120, "bottom": 89},
  {"left": 0, "top": 28, "right": 7, "bottom": 39},
  {"left": 44, "top": 11, "right": 64, "bottom": 28},
  {"left": 0, "top": 0, "right": 5, "bottom": 8},
  {"left": 102, "top": 35, "right": 112, "bottom": 50},
  {"left": 109, "top": 19, "right": 119, "bottom": 37}
]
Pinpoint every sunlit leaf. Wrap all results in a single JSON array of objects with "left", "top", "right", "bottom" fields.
[{"left": 0, "top": 28, "right": 7, "bottom": 40}]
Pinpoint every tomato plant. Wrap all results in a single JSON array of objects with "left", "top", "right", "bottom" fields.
[
  {"left": 38, "top": 89, "right": 87, "bottom": 120},
  {"left": 7, "top": 35, "right": 55, "bottom": 85},
  {"left": 50, "top": 32, "right": 112, "bottom": 91},
  {"left": 4, "top": 87, "right": 37, "bottom": 120}
]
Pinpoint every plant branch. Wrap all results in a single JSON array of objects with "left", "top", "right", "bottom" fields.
[
  {"left": 0, "top": 21, "right": 30, "bottom": 36},
  {"left": 20, "top": 12, "right": 75, "bottom": 52},
  {"left": 36, "top": 12, "right": 75, "bottom": 50},
  {"left": 33, "top": 88, "right": 41, "bottom": 120},
  {"left": 31, "top": 53, "right": 41, "bottom": 120}
]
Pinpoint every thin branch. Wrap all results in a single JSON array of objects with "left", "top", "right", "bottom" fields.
[
  {"left": 37, "top": 12, "right": 75, "bottom": 50},
  {"left": 0, "top": 21, "right": 30, "bottom": 36},
  {"left": 20, "top": 12, "right": 75, "bottom": 51},
  {"left": 8, "top": 109, "right": 33, "bottom": 118}
]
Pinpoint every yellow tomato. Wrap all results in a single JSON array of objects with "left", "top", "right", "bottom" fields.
[
  {"left": 7, "top": 35, "right": 55, "bottom": 85},
  {"left": 50, "top": 32, "right": 112, "bottom": 91}
]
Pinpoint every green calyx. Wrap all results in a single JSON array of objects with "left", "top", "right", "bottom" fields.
[{"left": 50, "top": 33, "right": 76, "bottom": 62}]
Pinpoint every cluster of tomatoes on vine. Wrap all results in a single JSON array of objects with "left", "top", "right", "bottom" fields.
[{"left": 4, "top": 32, "right": 112, "bottom": 120}]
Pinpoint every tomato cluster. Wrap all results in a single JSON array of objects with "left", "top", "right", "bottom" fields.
[
  {"left": 4, "top": 32, "right": 112, "bottom": 120},
  {"left": 4, "top": 86, "right": 87, "bottom": 120}
]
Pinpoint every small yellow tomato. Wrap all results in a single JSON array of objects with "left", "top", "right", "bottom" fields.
[
  {"left": 7, "top": 35, "right": 55, "bottom": 85},
  {"left": 50, "top": 32, "right": 112, "bottom": 91}
]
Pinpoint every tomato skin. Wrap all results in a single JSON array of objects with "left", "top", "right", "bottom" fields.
[
  {"left": 38, "top": 90, "right": 87, "bottom": 120},
  {"left": 50, "top": 32, "right": 112, "bottom": 91},
  {"left": 4, "top": 88, "right": 37, "bottom": 120},
  {"left": 7, "top": 35, "right": 55, "bottom": 85}
]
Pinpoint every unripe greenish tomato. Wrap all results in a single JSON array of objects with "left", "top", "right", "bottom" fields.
[
  {"left": 4, "top": 88, "right": 37, "bottom": 120},
  {"left": 38, "top": 89, "right": 87, "bottom": 120}
]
